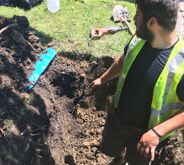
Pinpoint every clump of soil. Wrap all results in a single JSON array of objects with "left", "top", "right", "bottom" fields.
[{"left": 0, "top": 15, "right": 184, "bottom": 165}]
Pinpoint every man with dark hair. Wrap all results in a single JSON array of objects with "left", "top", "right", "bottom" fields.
[{"left": 90, "top": 0, "right": 184, "bottom": 164}]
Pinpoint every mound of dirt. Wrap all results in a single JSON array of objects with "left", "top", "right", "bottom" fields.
[
  {"left": 0, "top": 15, "right": 184, "bottom": 165},
  {"left": 0, "top": 15, "right": 117, "bottom": 165}
]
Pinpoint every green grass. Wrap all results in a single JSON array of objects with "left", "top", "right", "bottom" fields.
[
  {"left": 5, "top": 119, "right": 13, "bottom": 128},
  {"left": 0, "top": 0, "right": 136, "bottom": 58}
]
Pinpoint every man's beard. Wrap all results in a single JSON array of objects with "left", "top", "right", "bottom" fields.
[{"left": 136, "top": 21, "right": 154, "bottom": 42}]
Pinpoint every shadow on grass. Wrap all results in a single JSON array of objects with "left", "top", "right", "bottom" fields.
[
  {"left": 28, "top": 26, "right": 53, "bottom": 44},
  {"left": 118, "top": 0, "right": 135, "bottom": 3},
  {"left": 0, "top": 1, "right": 43, "bottom": 10}
]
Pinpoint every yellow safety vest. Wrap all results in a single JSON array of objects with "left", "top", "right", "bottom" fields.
[{"left": 114, "top": 35, "right": 184, "bottom": 141}]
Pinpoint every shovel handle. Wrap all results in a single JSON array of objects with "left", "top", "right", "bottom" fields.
[{"left": 120, "top": 18, "right": 135, "bottom": 35}]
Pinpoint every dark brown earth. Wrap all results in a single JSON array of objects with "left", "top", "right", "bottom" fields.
[{"left": 0, "top": 16, "right": 184, "bottom": 165}]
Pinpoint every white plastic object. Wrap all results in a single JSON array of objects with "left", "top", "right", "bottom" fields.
[{"left": 47, "top": 0, "right": 60, "bottom": 13}]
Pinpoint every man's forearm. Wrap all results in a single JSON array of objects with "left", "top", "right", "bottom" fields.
[
  {"left": 137, "top": 103, "right": 184, "bottom": 160},
  {"left": 100, "top": 54, "right": 125, "bottom": 84},
  {"left": 153, "top": 103, "right": 184, "bottom": 137}
]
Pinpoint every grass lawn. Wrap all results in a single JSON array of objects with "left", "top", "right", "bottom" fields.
[{"left": 0, "top": 0, "right": 136, "bottom": 58}]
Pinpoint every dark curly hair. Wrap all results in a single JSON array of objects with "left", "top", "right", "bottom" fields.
[{"left": 135, "top": 0, "right": 179, "bottom": 32}]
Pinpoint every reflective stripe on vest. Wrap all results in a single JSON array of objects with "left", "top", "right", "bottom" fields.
[
  {"left": 148, "top": 37, "right": 184, "bottom": 141},
  {"left": 150, "top": 48, "right": 184, "bottom": 118}
]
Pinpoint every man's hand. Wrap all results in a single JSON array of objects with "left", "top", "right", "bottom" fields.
[
  {"left": 137, "top": 102, "right": 184, "bottom": 161},
  {"left": 90, "top": 78, "right": 104, "bottom": 92},
  {"left": 137, "top": 129, "right": 160, "bottom": 161}
]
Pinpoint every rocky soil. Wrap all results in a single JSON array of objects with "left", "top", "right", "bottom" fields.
[{"left": 0, "top": 15, "right": 184, "bottom": 165}]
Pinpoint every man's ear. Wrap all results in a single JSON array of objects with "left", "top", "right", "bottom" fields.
[{"left": 148, "top": 17, "right": 157, "bottom": 28}]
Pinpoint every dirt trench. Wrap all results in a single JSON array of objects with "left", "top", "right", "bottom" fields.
[
  {"left": 0, "top": 15, "right": 184, "bottom": 165},
  {"left": 0, "top": 15, "right": 118, "bottom": 165},
  {"left": 37, "top": 53, "right": 118, "bottom": 165}
]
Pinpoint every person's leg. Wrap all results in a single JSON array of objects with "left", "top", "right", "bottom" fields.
[
  {"left": 100, "top": 103, "right": 127, "bottom": 164},
  {"left": 108, "top": 148, "right": 127, "bottom": 165},
  {"left": 122, "top": 126, "right": 150, "bottom": 165},
  {"left": 101, "top": 103, "right": 151, "bottom": 165}
]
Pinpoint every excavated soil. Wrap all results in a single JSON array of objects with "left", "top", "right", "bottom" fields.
[{"left": 0, "top": 16, "right": 184, "bottom": 165}]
